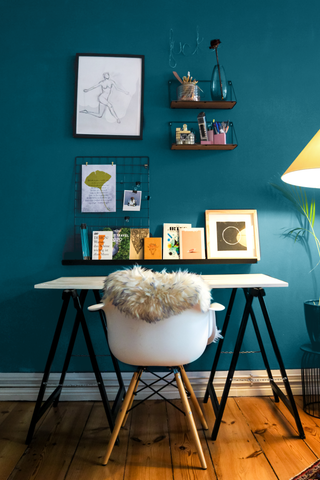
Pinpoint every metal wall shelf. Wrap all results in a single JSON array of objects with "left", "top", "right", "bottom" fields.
[
  {"left": 169, "top": 121, "right": 238, "bottom": 150},
  {"left": 168, "top": 80, "right": 237, "bottom": 108},
  {"left": 73, "top": 156, "right": 150, "bottom": 256},
  {"left": 171, "top": 143, "right": 237, "bottom": 151},
  {"left": 62, "top": 258, "right": 257, "bottom": 266},
  {"left": 170, "top": 100, "right": 236, "bottom": 109}
]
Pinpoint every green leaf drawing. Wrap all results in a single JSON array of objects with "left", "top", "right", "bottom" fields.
[{"left": 84, "top": 170, "right": 112, "bottom": 211}]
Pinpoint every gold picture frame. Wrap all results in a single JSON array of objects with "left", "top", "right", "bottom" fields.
[{"left": 205, "top": 209, "right": 260, "bottom": 260}]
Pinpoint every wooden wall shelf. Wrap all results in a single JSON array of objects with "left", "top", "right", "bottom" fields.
[
  {"left": 171, "top": 143, "right": 237, "bottom": 150},
  {"left": 62, "top": 258, "right": 257, "bottom": 266},
  {"left": 170, "top": 100, "right": 236, "bottom": 109}
]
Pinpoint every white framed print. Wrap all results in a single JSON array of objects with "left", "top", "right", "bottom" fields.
[
  {"left": 205, "top": 209, "right": 260, "bottom": 260},
  {"left": 73, "top": 53, "right": 144, "bottom": 139}
]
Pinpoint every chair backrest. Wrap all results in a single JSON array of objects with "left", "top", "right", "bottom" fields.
[{"left": 101, "top": 302, "right": 219, "bottom": 367}]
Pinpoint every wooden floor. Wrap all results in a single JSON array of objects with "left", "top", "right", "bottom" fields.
[{"left": 1, "top": 396, "right": 320, "bottom": 480}]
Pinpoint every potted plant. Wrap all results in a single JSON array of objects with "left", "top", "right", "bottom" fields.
[{"left": 272, "top": 183, "right": 320, "bottom": 350}]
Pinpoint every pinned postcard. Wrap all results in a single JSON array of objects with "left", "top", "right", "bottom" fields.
[
  {"left": 123, "top": 190, "right": 142, "bottom": 211},
  {"left": 81, "top": 164, "right": 116, "bottom": 212}
]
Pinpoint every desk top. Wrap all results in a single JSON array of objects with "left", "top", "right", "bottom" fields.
[
  {"left": 34, "top": 274, "right": 288, "bottom": 290},
  {"left": 203, "top": 274, "right": 288, "bottom": 289}
]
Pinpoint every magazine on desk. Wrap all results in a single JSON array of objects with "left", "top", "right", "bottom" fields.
[
  {"left": 92, "top": 231, "right": 113, "bottom": 260},
  {"left": 103, "top": 227, "right": 131, "bottom": 260},
  {"left": 179, "top": 227, "right": 206, "bottom": 260},
  {"left": 129, "top": 228, "right": 150, "bottom": 259},
  {"left": 163, "top": 223, "right": 192, "bottom": 259}
]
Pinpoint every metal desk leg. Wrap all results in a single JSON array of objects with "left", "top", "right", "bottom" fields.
[
  {"left": 26, "top": 290, "right": 72, "bottom": 444},
  {"left": 203, "top": 288, "right": 237, "bottom": 407},
  {"left": 92, "top": 289, "right": 126, "bottom": 418},
  {"left": 244, "top": 288, "right": 279, "bottom": 403},
  {"left": 26, "top": 288, "right": 125, "bottom": 444},
  {"left": 256, "top": 288, "right": 305, "bottom": 439},
  {"left": 53, "top": 289, "right": 88, "bottom": 407},
  {"left": 210, "top": 293, "right": 253, "bottom": 440},
  {"left": 71, "top": 290, "right": 116, "bottom": 434}
]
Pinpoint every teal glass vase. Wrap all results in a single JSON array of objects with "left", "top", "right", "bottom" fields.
[{"left": 210, "top": 65, "right": 228, "bottom": 101}]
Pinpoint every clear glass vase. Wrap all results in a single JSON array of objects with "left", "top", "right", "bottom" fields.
[{"left": 210, "top": 65, "right": 228, "bottom": 101}]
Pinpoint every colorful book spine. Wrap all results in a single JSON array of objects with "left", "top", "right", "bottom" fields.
[
  {"left": 163, "top": 223, "right": 192, "bottom": 259},
  {"left": 129, "top": 228, "right": 150, "bottom": 259},
  {"left": 104, "top": 227, "right": 131, "bottom": 260},
  {"left": 92, "top": 231, "right": 113, "bottom": 260}
]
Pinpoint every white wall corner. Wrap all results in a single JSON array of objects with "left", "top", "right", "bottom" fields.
[{"left": 0, "top": 369, "right": 302, "bottom": 401}]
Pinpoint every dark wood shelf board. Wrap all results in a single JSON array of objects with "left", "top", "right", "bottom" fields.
[
  {"left": 62, "top": 258, "right": 257, "bottom": 266},
  {"left": 170, "top": 100, "right": 236, "bottom": 109},
  {"left": 171, "top": 143, "right": 237, "bottom": 151}
]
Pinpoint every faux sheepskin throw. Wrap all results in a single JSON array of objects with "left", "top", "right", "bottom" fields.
[{"left": 103, "top": 266, "right": 212, "bottom": 323}]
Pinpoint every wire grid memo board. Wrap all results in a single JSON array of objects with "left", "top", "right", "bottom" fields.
[{"left": 74, "top": 156, "right": 150, "bottom": 254}]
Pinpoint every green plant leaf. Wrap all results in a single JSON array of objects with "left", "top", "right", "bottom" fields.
[
  {"left": 271, "top": 182, "right": 320, "bottom": 271},
  {"left": 84, "top": 170, "right": 111, "bottom": 190}
]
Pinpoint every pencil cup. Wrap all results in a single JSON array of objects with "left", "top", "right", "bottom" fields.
[
  {"left": 213, "top": 133, "right": 226, "bottom": 144},
  {"left": 177, "top": 84, "right": 200, "bottom": 101}
]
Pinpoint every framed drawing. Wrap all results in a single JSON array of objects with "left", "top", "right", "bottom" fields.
[
  {"left": 73, "top": 53, "right": 144, "bottom": 139},
  {"left": 205, "top": 210, "right": 260, "bottom": 260}
]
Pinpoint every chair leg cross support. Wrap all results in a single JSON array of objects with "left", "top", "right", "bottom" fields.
[{"left": 103, "top": 366, "right": 208, "bottom": 470}]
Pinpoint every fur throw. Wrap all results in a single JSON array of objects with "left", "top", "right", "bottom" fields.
[{"left": 103, "top": 266, "right": 212, "bottom": 323}]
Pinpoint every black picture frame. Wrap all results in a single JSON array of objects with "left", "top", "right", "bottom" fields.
[{"left": 73, "top": 53, "right": 144, "bottom": 140}]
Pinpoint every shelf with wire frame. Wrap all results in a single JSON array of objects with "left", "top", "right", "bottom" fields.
[
  {"left": 71, "top": 156, "right": 150, "bottom": 258},
  {"left": 168, "top": 80, "right": 237, "bottom": 109},
  {"left": 62, "top": 257, "right": 258, "bottom": 266},
  {"left": 169, "top": 121, "right": 238, "bottom": 150},
  {"left": 171, "top": 143, "right": 237, "bottom": 151}
]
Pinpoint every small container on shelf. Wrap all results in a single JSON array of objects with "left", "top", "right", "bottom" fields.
[
  {"left": 176, "top": 124, "right": 192, "bottom": 145},
  {"left": 80, "top": 223, "right": 90, "bottom": 260},
  {"left": 177, "top": 84, "right": 200, "bottom": 102},
  {"left": 213, "top": 132, "right": 226, "bottom": 144}
]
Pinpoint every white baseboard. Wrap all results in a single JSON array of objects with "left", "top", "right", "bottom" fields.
[{"left": 0, "top": 369, "right": 302, "bottom": 401}]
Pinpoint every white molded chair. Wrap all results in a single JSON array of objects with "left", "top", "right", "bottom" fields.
[{"left": 89, "top": 299, "right": 224, "bottom": 469}]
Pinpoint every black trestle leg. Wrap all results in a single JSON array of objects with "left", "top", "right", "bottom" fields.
[
  {"left": 256, "top": 289, "right": 305, "bottom": 439},
  {"left": 204, "top": 288, "right": 237, "bottom": 404},
  {"left": 211, "top": 293, "right": 253, "bottom": 440},
  {"left": 26, "top": 290, "right": 71, "bottom": 444}
]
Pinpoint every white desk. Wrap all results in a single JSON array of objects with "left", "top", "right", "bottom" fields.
[
  {"left": 34, "top": 274, "right": 288, "bottom": 291},
  {"left": 32, "top": 274, "right": 304, "bottom": 442},
  {"left": 203, "top": 273, "right": 288, "bottom": 289}
]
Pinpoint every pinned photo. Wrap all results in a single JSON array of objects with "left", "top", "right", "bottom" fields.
[{"left": 123, "top": 190, "right": 142, "bottom": 211}]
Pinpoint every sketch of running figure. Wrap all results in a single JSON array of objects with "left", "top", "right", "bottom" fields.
[{"left": 80, "top": 72, "right": 129, "bottom": 123}]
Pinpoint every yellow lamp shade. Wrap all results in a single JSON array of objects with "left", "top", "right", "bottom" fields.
[{"left": 282, "top": 129, "right": 320, "bottom": 188}]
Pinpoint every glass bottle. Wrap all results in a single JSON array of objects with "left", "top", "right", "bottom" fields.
[
  {"left": 80, "top": 223, "right": 90, "bottom": 260},
  {"left": 210, "top": 65, "right": 228, "bottom": 101}
]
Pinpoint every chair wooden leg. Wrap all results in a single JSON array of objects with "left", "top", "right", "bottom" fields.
[
  {"left": 175, "top": 367, "right": 207, "bottom": 470},
  {"left": 103, "top": 370, "right": 141, "bottom": 466},
  {"left": 122, "top": 376, "right": 140, "bottom": 428},
  {"left": 180, "top": 365, "right": 208, "bottom": 430}
]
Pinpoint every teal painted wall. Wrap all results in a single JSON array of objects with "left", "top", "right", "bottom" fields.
[{"left": 1, "top": 0, "right": 320, "bottom": 373}]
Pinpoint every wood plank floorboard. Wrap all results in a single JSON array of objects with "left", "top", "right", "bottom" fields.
[
  {"left": 235, "top": 396, "right": 317, "bottom": 480},
  {"left": 0, "top": 397, "right": 319, "bottom": 480},
  {"left": 166, "top": 399, "right": 216, "bottom": 479},
  {"left": 202, "top": 399, "right": 277, "bottom": 480}
]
